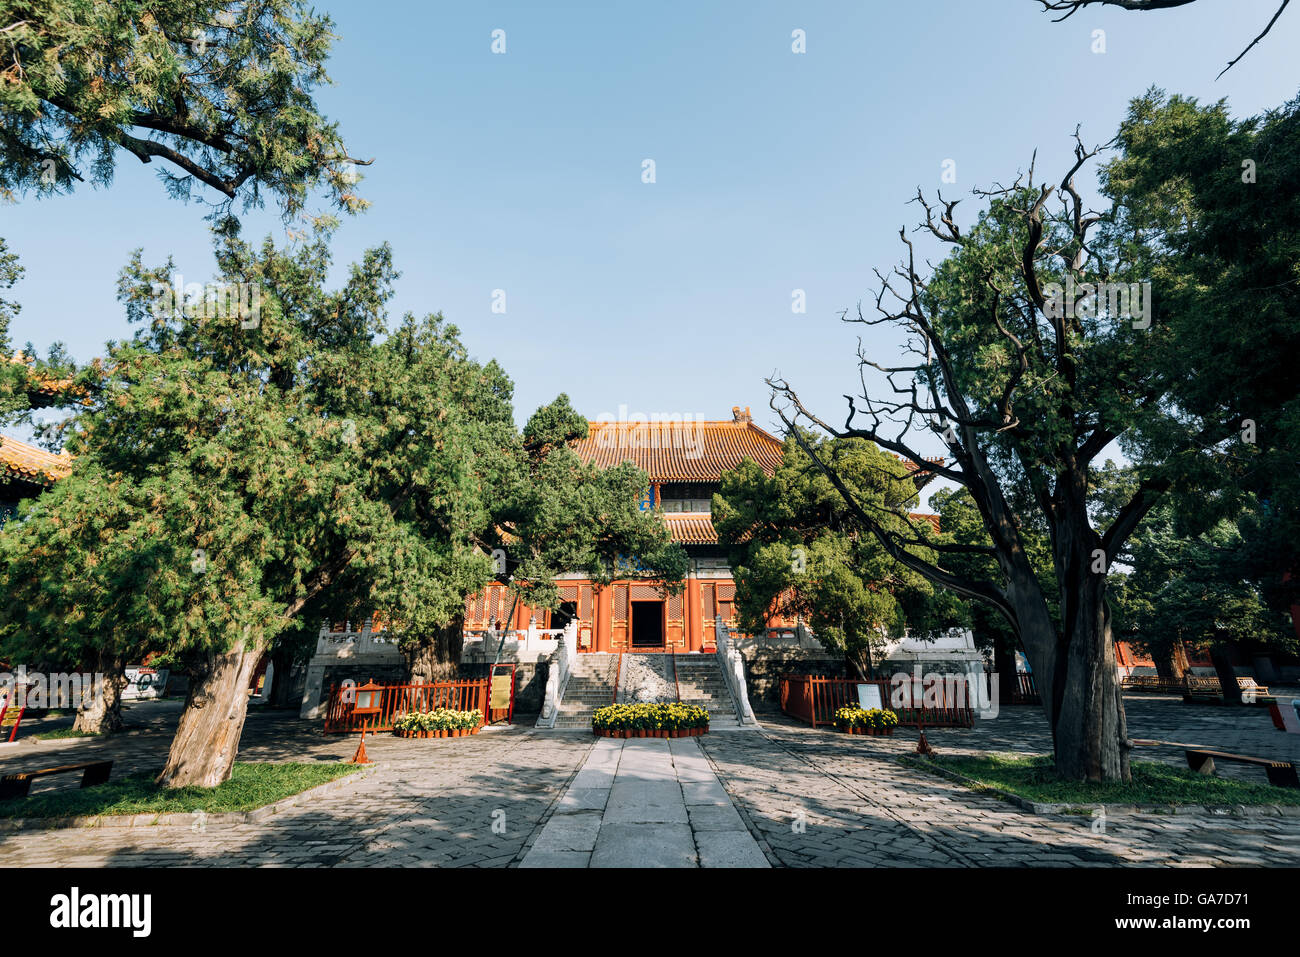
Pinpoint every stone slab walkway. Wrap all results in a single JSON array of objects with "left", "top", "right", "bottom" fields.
[
  {"left": 700, "top": 720, "right": 1300, "bottom": 867},
  {"left": 519, "top": 736, "right": 769, "bottom": 868}
]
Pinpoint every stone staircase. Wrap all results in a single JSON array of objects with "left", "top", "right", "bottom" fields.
[
  {"left": 548, "top": 652, "right": 749, "bottom": 730},
  {"left": 552, "top": 653, "right": 620, "bottom": 729},
  {"left": 673, "top": 655, "right": 743, "bottom": 729}
]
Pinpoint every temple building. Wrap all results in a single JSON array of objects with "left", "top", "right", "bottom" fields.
[
  {"left": 461, "top": 405, "right": 794, "bottom": 654},
  {"left": 300, "top": 405, "right": 973, "bottom": 718}
]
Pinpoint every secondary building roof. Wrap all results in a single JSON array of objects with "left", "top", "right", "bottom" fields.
[{"left": 0, "top": 435, "right": 73, "bottom": 488}]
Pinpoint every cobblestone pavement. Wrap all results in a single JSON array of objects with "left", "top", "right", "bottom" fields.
[
  {"left": 2, "top": 698, "right": 1298, "bottom": 866},
  {"left": 0, "top": 713, "right": 595, "bottom": 867},
  {"left": 698, "top": 708, "right": 1300, "bottom": 868},
  {"left": 808, "top": 695, "right": 1300, "bottom": 782}
]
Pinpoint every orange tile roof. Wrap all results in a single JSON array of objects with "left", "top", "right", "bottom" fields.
[
  {"left": 909, "top": 512, "right": 941, "bottom": 534},
  {"left": 0, "top": 435, "right": 72, "bottom": 487},
  {"left": 572, "top": 411, "right": 784, "bottom": 482},
  {"left": 664, "top": 513, "right": 718, "bottom": 545},
  {"left": 8, "top": 353, "right": 73, "bottom": 405}
]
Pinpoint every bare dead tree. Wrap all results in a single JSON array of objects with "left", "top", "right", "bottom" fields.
[
  {"left": 1036, "top": 0, "right": 1291, "bottom": 78},
  {"left": 769, "top": 133, "right": 1236, "bottom": 781}
]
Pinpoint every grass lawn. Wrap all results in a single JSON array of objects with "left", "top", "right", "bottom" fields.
[
  {"left": 29, "top": 727, "right": 104, "bottom": 741},
  {"left": 904, "top": 753, "right": 1300, "bottom": 807},
  {"left": 0, "top": 762, "right": 361, "bottom": 819}
]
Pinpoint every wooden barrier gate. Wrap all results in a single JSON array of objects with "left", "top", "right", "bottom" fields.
[
  {"left": 324, "top": 679, "right": 490, "bottom": 733},
  {"left": 779, "top": 675, "right": 976, "bottom": 728}
]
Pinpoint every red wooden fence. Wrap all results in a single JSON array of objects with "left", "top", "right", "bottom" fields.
[
  {"left": 324, "top": 679, "right": 489, "bottom": 733},
  {"left": 1011, "top": 672, "right": 1040, "bottom": 704},
  {"left": 779, "top": 675, "right": 976, "bottom": 728}
]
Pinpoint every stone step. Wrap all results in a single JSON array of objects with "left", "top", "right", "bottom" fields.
[{"left": 545, "top": 652, "right": 748, "bottom": 730}]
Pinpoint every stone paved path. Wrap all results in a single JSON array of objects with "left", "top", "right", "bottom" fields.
[
  {"left": 2, "top": 698, "right": 1299, "bottom": 867},
  {"left": 698, "top": 720, "right": 1300, "bottom": 868},
  {"left": 0, "top": 723, "right": 594, "bottom": 867},
  {"left": 519, "top": 735, "right": 769, "bottom": 867}
]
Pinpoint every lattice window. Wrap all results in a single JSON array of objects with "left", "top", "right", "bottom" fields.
[
  {"left": 579, "top": 586, "right": 593, "bottom": 622},
  {"left": 715, "top": 582, "right": 736, "bottom": 624},
  {"left": 702, "top": 584, "right": 715, "bottom": 620},
  {"left": 667, "top": 593, "right": 683, "bottom": 620},
  {"left": 613, "top": 586, "right": 627, "bottom": 620},
  {"left": 629, "top": 584, "right": 659, "bottom": 601}
]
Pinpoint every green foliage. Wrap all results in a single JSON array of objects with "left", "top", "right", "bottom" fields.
[
  {"left": 1101, "top": 89, "right": 1300, "bottom": 606},
  {"left": 833, "top": 705, "right": 898, "bottom": 730},
  {"left": 714, "top": 431, "right": 961, "bottom": 669},
  {"left": 0, "top": 0, "right": 364, "bottom": 217},
  {"left": 929, "top": 485, "right": 1059, "bottom": 653},
  {"left": 1107, "top": 488, "right": 1296, "bottom": 660},
  {"left": 0, "top": 224, "right": 684, "bottom": 674},
  {"left": 392, "top": 708, "right": 482, "bottom": 733},
  {"left": 591, "top": 702, "right": 709, "bottom": 731}
]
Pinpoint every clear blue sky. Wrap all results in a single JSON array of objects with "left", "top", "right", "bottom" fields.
[{"left": 4, "top": 0, "right": 1298, "bottom": 493}]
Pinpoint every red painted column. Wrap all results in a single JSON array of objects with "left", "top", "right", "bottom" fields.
[
  {"left": 596, "top": 584, "right": 614, "bottom": 653},
  {"left": 686, "top": 576, "right": 702, "bottom": 652}
]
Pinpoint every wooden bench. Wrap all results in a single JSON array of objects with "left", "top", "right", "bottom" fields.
[
  {"left": 1238, "top": 677, "right": 1270, "bottom": 698},
  {"left": 0, "top": 760, "right": 113, "bottom": 799},
  {"left": 1181, "top": 676, "right": 1272, "bottom": 705},
  {"left": 1122, "top": 675, "right": 1187, "bottom": 694},
  {"left": 1184, "top": 748, "right": 1299, "bottom": 788}
]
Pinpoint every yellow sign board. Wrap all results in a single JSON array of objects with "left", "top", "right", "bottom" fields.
[{"left": 490, "top": 673, "right": 513, "bottom": 710}]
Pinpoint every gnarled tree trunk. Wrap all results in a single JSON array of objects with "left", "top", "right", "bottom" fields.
[
  {"left": 402, "top": 615, "right": 464, "bottom": 684},
  {"left": 73, "top": 654, "right": 127, "bottom": 734},
  {"left": 1006, "top": 545, "right": 1131, "bottom": 783},
  {"left": 1210, "top": 641, "right": 1243, "bottom": 706},
  {"left": 1051, "top": 577, "right": 1129, "bottom": 781},
  {"left": 157, "top": 637, "right": 263, "bottom": 789},
  {"left": 992, "top": 631, "right": 1019, "bottom": 704},
  {"left": 268, "top": 643, "right": 298, "bottom": 708},
  {"left": 1154, "top": 638, "right": 1190, "bottom": 681}
]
